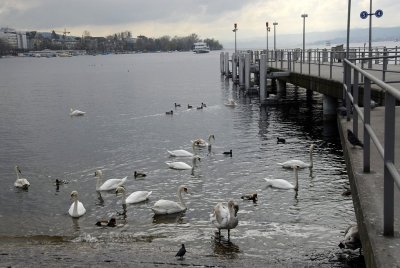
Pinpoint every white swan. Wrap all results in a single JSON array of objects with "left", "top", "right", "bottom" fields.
[
  {"left": 224, "top": 99, "right": 237, "bottom": 107},
  {"left": 14, "top": 165, "right": 30, "bottom": 189},
  {"left": 151, "top": 185, "right": 188, "bottom": 215},
  {"left": 167, "top": 143, "right": 195, "bottom": 157},
  {"left": 338, "top": 224, "right": 361, "bottom": 251},
  {"left": 210, "top": 200, "right": 239, "bottom": 240},
  {"left": 165, "top": 155, "right": 200, "bottom": 170},
  {"left": 277, "top": 144, "right": 315, "bottom": 169},
  {"left": 95, "top": 170, "right": 127, "bottom": 191},
  {"left": 115, "top": 186, "right": 152, "bottom": 204},
  {"left": 68, "top": 191, "right": 86, "bottom": 218},
  {"left": 192, "top": 134, "right": 215, "bottom": 148},
  {"left": 264, "top": 165, "right": 300, "bottom": 190},
  {"left": 70, "top": 108, "right": 86, "bottom": 116}
]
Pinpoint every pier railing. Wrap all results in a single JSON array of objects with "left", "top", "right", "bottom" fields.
[{"left": 343, "top": 55, "right": 400, "bottom": 236}]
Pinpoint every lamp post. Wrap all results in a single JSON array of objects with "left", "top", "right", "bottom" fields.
[
  {"left": 301, "top": 14, "right": 308, "bottom": 62},
  {"left": 232, "top": 23, "right": 238, "bottom": 55},
  {"left": 266, "top": 22, "right": 270, "bottom": 52},
  {"left": 273, "top": 22, "right": 278, "bottom": 51},
  {"left": 360, "top": 1, "right": 383, "bottom": 68}
]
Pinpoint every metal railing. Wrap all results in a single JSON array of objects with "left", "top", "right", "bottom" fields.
[{"left": 343, "top": 56, "right": 400, "bottom": 236}]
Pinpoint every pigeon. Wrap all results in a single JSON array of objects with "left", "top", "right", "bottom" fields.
[
  {"left": 347, "top": 129, "right": 363, "bottom": 148},
  {"left": 175, "top": 244, "right": 186, "bottom": 260}
]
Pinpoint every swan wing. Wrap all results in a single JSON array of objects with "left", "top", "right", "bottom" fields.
[
  {"left": 69, "top": 201, "right": 86, "bottom": 217},
  {"left": 168, "top": 150, "right": 193, "bottom": 157},
  {"left": 14, "top": 178, "right": 30, "bottom": 188},
  {"left": 126, "top": 191, "right": 152, "bottom": 204},
  {"left": 278, "top": 160, "right": 308, "bottom": 169},
  {"left": 211, "top": 203, "right": 229, "bottom": 228},
  {"left": 99, "top": 178, "right": 126, "bottom": 191},
  {"left": 152, "top": 199, "right": 185, "bottom": 215}
]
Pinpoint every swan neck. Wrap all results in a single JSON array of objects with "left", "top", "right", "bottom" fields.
[
  {"left": 294, "top": 168, "right": 299, "bottom": 191},
  {"left": 15, "top": 167, "right": 20, "bottom": 180},
  {"left": 121, "top": 190, "right": 126, "bottom": 204},
  {"left": 309, "top": 148, "right": 314, "bottom": 167},
  {"left": 96, "top": 174, "right": 102, "bottom": 190},
  {"left": 177, "top": 188, "right": 186, "bottom": 208},
  {"left": 73, "top": 198, "right": 78, "bottom": 214}
]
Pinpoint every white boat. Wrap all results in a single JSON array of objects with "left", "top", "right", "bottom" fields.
[{"left": 193, "top": 42, "right": 210, "bottom": 53}]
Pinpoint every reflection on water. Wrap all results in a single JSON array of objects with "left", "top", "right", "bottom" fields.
[
  {"left": 152, "top": 212, "right": 185, "bottom": 224},
  {"left": 212, "top": 238, "right": 241, "bottom": 258}
]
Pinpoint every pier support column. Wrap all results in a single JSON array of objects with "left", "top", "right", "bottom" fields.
[
  {"left": 239, "top": 54, "right": 245, "bottom": 88},
  {"left": 224, "top": 52, "right": 230, "bottom": 77},
  {"left": 232, "top": 53, "right": 237, "bottom": 83},
  {"left": 260, "top": 54, "right": 267, "bottom": 102},
  {"left": 220, "top": 52, "right": 224, "bottom": 75},
  {"left": 277, "top": 79, "right": 287, "bottom": 94},
  {"left": 245, "top": 53, "right": 251, "bottom": 90},
  {"left": 323, "top": 94, "right": 337, "bottom": 121}
]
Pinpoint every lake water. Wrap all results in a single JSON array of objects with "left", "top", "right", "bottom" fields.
[{"left": 0, "top": 52, "right": 362, "bottom": 266}]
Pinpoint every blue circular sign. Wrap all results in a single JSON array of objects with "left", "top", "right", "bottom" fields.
[
  {"left": 375, "top": 9, "right": 383, "bottom": 18},
  {"left": 360, "top": 11, "right": 369, "bottom": 19}
]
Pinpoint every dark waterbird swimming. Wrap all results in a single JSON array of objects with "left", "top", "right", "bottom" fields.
[
  {"left": 134, "top": 171, "right": 146, "bottom": 178},
  {"left": 347, "top": 129, "right": 363, "bottom": 148},
  {"left": 175, "top": 244, "right": 186, "bottom": 259},
  {"left": 223, "top": 149, "right": 232, "bottom": 156},
  {"left": 277, "top": 137, "right": 286, "bottom": 144}
]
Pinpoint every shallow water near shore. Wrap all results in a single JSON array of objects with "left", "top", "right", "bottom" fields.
[{"left": 0, "top": 52, "right": 363, "bottom": 266}]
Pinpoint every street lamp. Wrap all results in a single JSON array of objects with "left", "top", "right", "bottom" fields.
[
  {"left": 266, "top": 22, "right": 270, "bottom": 52},
  {"left": 273, "top": 22, "right": 278, "bottom": 51},
  {"left": 301, "top": 14, "right": 308, "bottom": 62},
  {"left": 360, "top": 0, "right": 383, "bottom": 68},
  {"left": 232, "top": 23, "right": 238, "bottom": 54}
]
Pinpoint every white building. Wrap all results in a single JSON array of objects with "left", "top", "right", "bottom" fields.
[{"left": 0, "top": 27, "right": 28, "bottom": 49}]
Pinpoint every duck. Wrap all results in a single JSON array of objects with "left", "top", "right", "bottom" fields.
[
  {"left": 166, "top": 110, "right": 173, "bottom": 115},
  {"left": 241, "top": 192, "right": 258, "bottom": 202},
  {"left": 264, "top": 165, "right": 300, "bottom": 191},
  {"left": 165, "top": 155, "right": 201, "bottom": 170},
  {"left": 115, "top": 186, "right": 152, "bottom": 204},
  {"left": 277, "top": 137, "right": 286, "bottom": 144},
  {"left": 223, "top": 149, "right": 232, "bottom": 157},
  {"left": 134, "top": 171, "right": 147, "bottom": 178},
  {"left": 338, "top": 224, "right": 361, "bottom": 251},
  {"left": 210, "top": 200, "right": 239, "bottom": 240},
  {"left": 192, "top": 134, "right": 215, "bottom": 148},
  {"left": 196, "top": 106, "right": 203, "bottom": 110},
  {"left": 174, "top": 103, "right": 181, "bottom": 107},
  {"left": 277, "top": 144, "right": 315, "bottom": 169},
  {"left": 68, "top": 191, "right": 86, "bottom": 218},
  {"left": 69, "top": 108, "right": 86, "bottom": 116},
  {"left": 167, "top": 143, "right": 195, "bottom": 157},
  {"left": 95, "top": 218, "right": 116, "bottom": 227},
  {"left": 151, "top": 185, "right": 189, "bottom": 215},
  {"left": 187, "top": 104, "right": 193, "bottom": 109},
  {"left": 94, "top": 170, "right": 127, "bottom": 191},
  {"left": 201, "top": 102, "right": 207, "bottom": 108},
  {"left": 14, "top": 165, "right": 30, "bottom": 189}
]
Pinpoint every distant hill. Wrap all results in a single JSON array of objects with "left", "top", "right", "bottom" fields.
[{"left": 223, "top": 26, "right": 400, "bottom": 49}]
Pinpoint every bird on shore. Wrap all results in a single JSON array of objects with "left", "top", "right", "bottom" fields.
[
  {"left": 175, "top": 244, "right": 186, "bottom": 260},
  {"left": 347, "top": 129, "right": 363, "bottom": 148},
  {"left": 338, "top": 224, "right": 361, "bottom": 252},
  {"left": 223, "top": 149, "right": 232, "bottom": 157},
  {"left": 166, "top": 110, "right": 173, "bottom": 115},
  {"left": 277, "top": 137, "right": 286, "bottom": 144},
  {"left": 14, "top": 165, "right": 30, "bottom": 189},
  {"left": 210, "top": 200, "right": 239, "bottom": 241}
]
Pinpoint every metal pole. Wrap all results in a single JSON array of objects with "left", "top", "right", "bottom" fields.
[
  {"left": 273, "top": 22, "right": 278, "bottom": 51},
  {"left": 346, "top": 0, "right": 351, "bottom": 59},
  {"left": 368, "top": 0, "right": 372, "bottom": 68},
  {"left": 233, "top": 23, "right": 238, "bottom": 55},
  {"left": 301, "top": 14, "right": 308, "bottom": 62}
]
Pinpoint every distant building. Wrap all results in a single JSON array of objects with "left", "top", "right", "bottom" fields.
[{"left": 0, "top": 27, "right": 28, "bottom": 49}]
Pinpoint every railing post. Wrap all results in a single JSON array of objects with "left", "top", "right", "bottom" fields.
[
  {"left": 308, "top": 50, "right": 311, "bottom": 75},
  {"left": 395, "top": 46, "right": 398, "bottom": 65},
  {"left": 344, "top": 62, "right": 351, "bottom": 122},
  {"left": 353, "top": 69, "right": 359, "bottom": 137},
  {"left": 280, "top": 50, "right": 283, "bottom": 69},
  {"left": 300, "top": 51, "right": 303, "bottom": 74},
  {"left": 329, "top": 51, "right": 333, "bottom": 79},
  {"left": 363, "top": 77, "right": 371, "bottom": 172},
  {"left": 382, "top": 50, "right": 388, "bottom": 81},
  {"left": 361, "top": 52, "right": 365, "bottom": 83},
  {"left": 383, "top": 91, "right": 395, "bottom": 236},
  {"left": 318, "top": 51, "right": 321, "bottom": 77}
]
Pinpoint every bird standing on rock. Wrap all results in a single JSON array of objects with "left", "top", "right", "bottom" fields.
[
  {"left": 347, "top": 129, "right": 363, "bottom": 148},
  {"left": 175, "top": 244, "right": 186, "bottom": 260}
]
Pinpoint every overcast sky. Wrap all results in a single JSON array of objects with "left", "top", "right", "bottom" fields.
[{"left": 1, "top": 0, "right": 399, "bottom": 44}]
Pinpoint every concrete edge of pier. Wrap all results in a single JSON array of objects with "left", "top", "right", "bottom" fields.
[{"left": 337, "top": 107, "right": 400, "bottom": 268}]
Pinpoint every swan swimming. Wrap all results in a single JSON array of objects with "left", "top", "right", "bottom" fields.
[
  {"left": 69, "top": 108, "right": 86, "bottom": 116},
  {"left": 165, "top": 155, "right": 200, "bottom": 170},
  {"left": 68, "top": 191, "right": 86, "bottom": 218},
  {"left": 115, "top": 186, "right": 152, "bottom": 204},
  {"left": 167, "top": 143, "right": 195, "bottom": 157},
  {"left": 277, "top": 144, "right": 315, "bottom": 169},
  {"left": 14, "top": 165, "right": 30, "bottom": 189},
  {"left": 95, "top": 170, "right": 127, "bottom": 191},
  {"left": 192, "top": 134, "right": 215, "bottom": 148},
  {"left": 224, "top": 99, "right": 237, "bottom": 107},
  {"left": 210, "top": 200, "right": 239, "bottom": 240},
  {"left": 151, "top": 185, "right": 188, "bottom": 215},
  {"left": 264, "top": 165, "right": 300, "bottom": 191}
]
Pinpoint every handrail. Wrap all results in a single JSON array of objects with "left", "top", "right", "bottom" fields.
[{"left": 343, "top": 56, "right": 400, "bottom": 237}]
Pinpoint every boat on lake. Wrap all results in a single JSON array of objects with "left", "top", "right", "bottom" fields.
[{"left": 193, "top": 42, "right": 210, "bottom": 53}]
